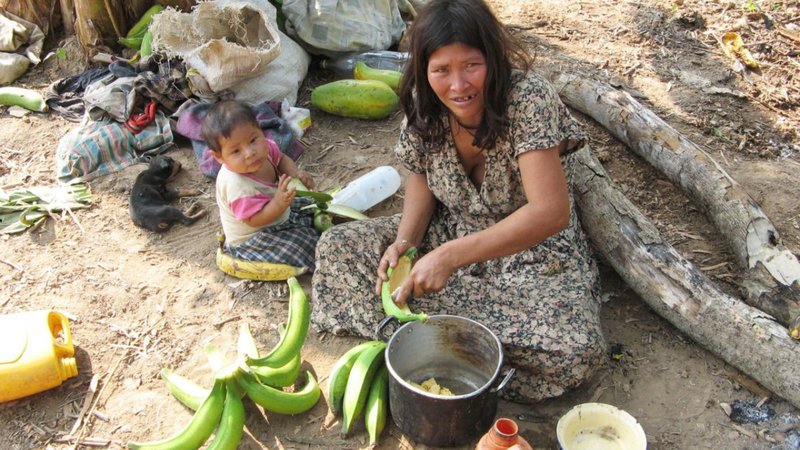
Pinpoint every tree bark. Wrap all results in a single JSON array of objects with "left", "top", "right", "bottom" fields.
[
  {"left": 549, "top": 70, "right": 800, "bottom": 329},
  {"left": 60, "top": 0, "right": 75, "bottom": 34},
  {"left": 74, "top": 0, "right": 127, "bottom": 54},
  {"left": 570, "top": 145, "right": 800, "bottom": 409}
]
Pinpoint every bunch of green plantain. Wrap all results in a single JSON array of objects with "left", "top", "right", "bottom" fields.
[
  {"left": 127, "top": 277, "right": 320, "bottom": 450},
  {"left": 328, "top": 340, "right": 390, "bottom": 448},
  {"left": 119, "top": 4, "right": 163, "bottom": 50}
]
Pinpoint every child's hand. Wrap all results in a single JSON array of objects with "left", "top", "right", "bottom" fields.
[
  {"left": 275, "top": 174, "right": 296, "bottom": 209},
  {"left": 296, "top": 170, "right": 315, "bottom": 190}
]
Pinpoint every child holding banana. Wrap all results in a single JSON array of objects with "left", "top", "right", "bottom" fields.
[
  {"left": 311, "top": 0, "right": 607, "bottom": 404},
  {"left": 201, "top": 100, "right": 319, "bottom": 270}
]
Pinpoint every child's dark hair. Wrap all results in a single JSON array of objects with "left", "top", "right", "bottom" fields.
[{"left": 201, "top": 100, "right": 260, "bottom": 153}]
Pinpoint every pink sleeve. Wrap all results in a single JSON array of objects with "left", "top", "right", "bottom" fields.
[
  {"left": 230, "top": 194, "right": 272, "bottom": 221},
  {"left": 267, "top": 139, "right": 282, "bottom": 166}
]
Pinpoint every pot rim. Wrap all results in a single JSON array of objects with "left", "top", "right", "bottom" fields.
[{"left": 383, "top": 314, "right": 504, "bottom": 400}]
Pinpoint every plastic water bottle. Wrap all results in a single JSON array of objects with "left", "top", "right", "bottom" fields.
[
  {"left": 0, "top": 310, "right": 78, "bottom": 403},
  {"left": 319, "top": 51, "right": 411, "bottom": 78},
  {"left": 330, "top": 166, "right": 402, "bottom": 212}
]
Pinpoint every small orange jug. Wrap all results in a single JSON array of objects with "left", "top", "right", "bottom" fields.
[
  {"left": 476, "top": 418, "right": 534, "bottom": 450},
  {"left": 0, "top": 310, "right": 78, "bottom": 403}
]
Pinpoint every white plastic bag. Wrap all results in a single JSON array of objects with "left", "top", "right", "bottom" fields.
[
  {"left": 280, "top": 99, "right": 311, "bottom": 139},
  {"left": 0, "top": 8, "right": 43, "bottom": 84},
  {"left": 281, "top": 0, "right": 407, "bottom": 56}
]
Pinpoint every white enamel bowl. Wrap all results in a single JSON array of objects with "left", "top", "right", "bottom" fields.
[{"left": 556, "top": 403, "right": 647, "bottom": 450}]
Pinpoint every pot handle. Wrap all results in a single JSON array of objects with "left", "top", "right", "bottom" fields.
[
  {"left": 490, "top": 368, "right": 515, "bottom": 394},
  {"left": 375, "top": 315, "right": 399, "bottom": 341}
]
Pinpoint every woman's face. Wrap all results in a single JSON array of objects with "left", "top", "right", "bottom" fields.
[{"left": 427, "top": 42, "right": 487, "bottom": 128}]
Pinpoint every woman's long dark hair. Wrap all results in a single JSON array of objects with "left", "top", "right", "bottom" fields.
[{"left": 399, "top": 0, "right": 530, "bottom": 151}]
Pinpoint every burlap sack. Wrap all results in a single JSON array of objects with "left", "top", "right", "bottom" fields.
[
  {"left": 214, "top": 0, "right": 311, "bottom": 106},
  {"left": 150, "top": 1, "right": 280, "bottom": 93}
]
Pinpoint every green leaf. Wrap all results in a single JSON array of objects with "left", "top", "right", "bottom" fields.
[
  {"left": 295, "top": 190, "right": 333, "bottom": 203},
  {"left": 324, "top": 204, "right": 369, "bottom": 221},
  {"left": 0, "top": 210, "right": 44, "bottom": 234},
  {"left": 710, "top": 128, "right": 734, "bottom": 144},
  {"left": 0, "top": 184, "right": 92, "bottom": 234}
]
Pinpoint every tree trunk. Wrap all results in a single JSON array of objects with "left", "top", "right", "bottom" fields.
[
  {"left": 570, "top": 145, "right": 800, "bottom": 409},
  {"left": 60, "top": 0, "right": 75, "bottom": 34},
  {"left": 549, "top": 70, "right": 800, "bottom": 329},
  {"left": 74, "top": 0, "right": 127, "bottom": 54}
]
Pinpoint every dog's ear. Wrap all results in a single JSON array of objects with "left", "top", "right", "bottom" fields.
[{"left": 153, "top": 156, "right": 173, "bottom": 173}]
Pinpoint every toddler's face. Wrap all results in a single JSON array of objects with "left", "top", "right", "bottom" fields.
[{"left": 211, "top": 123, "right": 270, "bottom": 174}]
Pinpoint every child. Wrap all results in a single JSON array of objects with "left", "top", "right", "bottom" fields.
[{"left": 201, "top": 100, "right": 319, "bottom": 271}]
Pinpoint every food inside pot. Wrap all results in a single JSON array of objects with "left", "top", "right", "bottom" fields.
[{"left": 408, "top": 377, "right": 455, "bottom": 396}]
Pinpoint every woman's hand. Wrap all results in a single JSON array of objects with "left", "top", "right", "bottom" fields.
[
  {"left": 395, "top": 249, "right": 454, "bottom": 306},
  {"left": 376, "top": 244, "right": 455, "bottom": 307},
  {"left": 374, "top": 171, "right": 440, "bottom": 303},
  {"left": 374, "top": 238, "right": 414, "bottom": 296}
]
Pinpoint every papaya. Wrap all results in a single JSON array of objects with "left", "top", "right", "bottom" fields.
[
  {"left": 354, "top": 61, "right": 402, "bottom": 93},
  {"left": 311, "top": 79, "right": 398, "bottom": 120}
]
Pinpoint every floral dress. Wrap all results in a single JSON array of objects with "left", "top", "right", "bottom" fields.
[{"left": 311, "top": 70, "right": 606, "bottom": 403}]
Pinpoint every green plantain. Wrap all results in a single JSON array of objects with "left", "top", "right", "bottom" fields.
[
  {"left": 235, "top": 369, "right": 321, "bottom": 415},
  {"left": 205, "top": 381, "right": 245, "bottom": 450},
  {"left": 381, "top": 247, "right": 429, "bottom": 322},
  {"left": 365, "top": 364, "right": 390, "bottom": 447},
  {"left": 341, "top": 342, "right": 386, "bottom": 436},
  {"left": 127, "top": 376, "right": 226, "bottom": 450},
  {"left": 160, "top": 368, "right": 209, "bottom": 411},
  {"left": 327, "top": 341, "right": 385, "bottom": 415},
  {"left": 247, "top": 277, "right": 310, "bottom": 368}
]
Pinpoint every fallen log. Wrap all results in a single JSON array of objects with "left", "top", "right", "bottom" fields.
[
  {"left": 549, "top": 70, "right": 800, "bottom": 329},
  {"left": 570, "top": 145, "right": 800, "bottom": 410}
]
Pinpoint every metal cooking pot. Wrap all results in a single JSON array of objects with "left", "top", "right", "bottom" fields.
[{"left": 376, "top": 315, "right": 514, "bottom": 447}]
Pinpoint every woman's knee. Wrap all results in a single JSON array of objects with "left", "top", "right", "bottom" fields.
[{"left": 500, "top": 337, "right": 606, "bottom": 403}]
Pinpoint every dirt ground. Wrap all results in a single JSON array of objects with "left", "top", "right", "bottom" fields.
[{"left": 2, "top": 0, "right": 800, "bottom": 449}]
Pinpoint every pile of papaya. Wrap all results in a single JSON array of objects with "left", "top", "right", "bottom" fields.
[{"left": 311, "top": 62, "right": 402, "bottom": 120}]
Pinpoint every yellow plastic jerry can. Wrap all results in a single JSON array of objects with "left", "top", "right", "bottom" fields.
[{"left": 0, "top": 310, "right": 78, "bottom": 403}]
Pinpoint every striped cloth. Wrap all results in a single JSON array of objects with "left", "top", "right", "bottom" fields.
[{"left": 55, "top": 114, "right": 174, "bottom": 184}]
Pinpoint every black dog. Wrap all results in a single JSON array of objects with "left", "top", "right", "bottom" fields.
[{"left": 130, "top": 156, "right": 206, "bottom": 232}]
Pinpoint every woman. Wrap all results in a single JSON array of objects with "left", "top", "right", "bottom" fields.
[{"left": 311, "top": 0, "right": 606, "bottom": 403}]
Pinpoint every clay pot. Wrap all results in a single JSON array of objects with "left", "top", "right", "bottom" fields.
[{"left": 476, "top": 418, "right": 534, "bottom": 450}]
